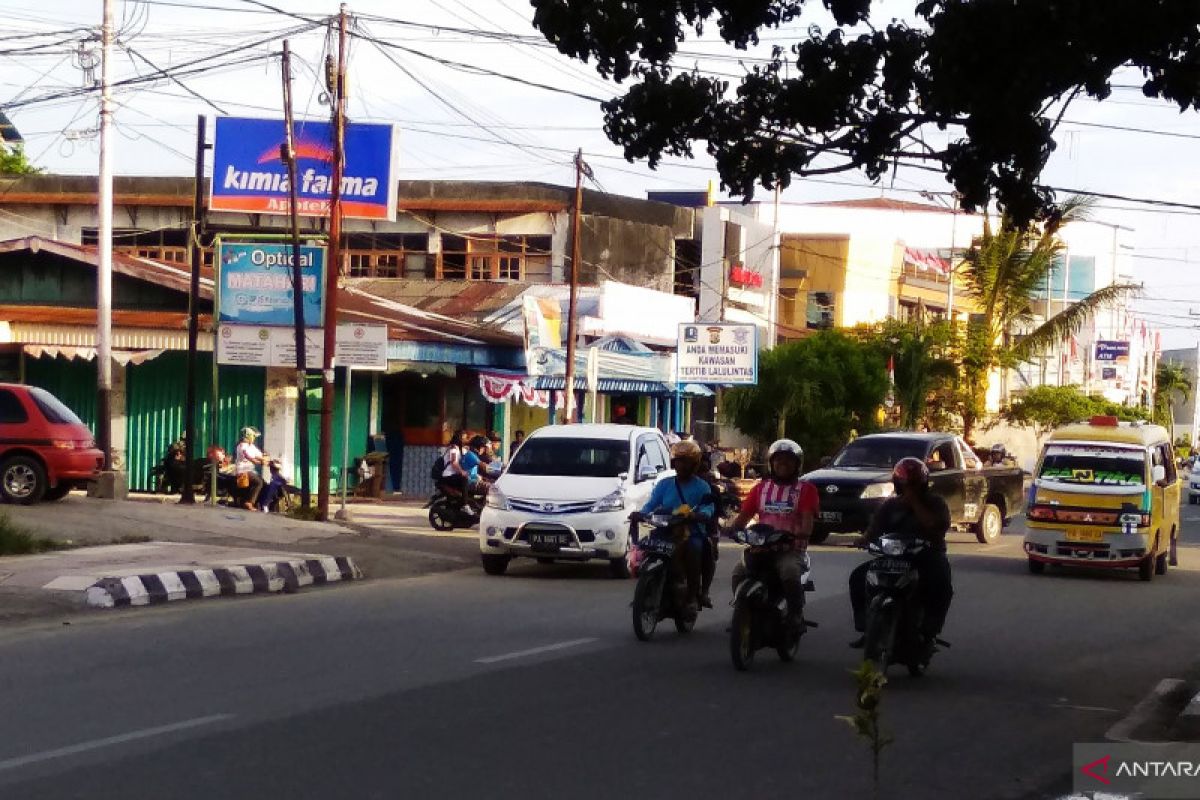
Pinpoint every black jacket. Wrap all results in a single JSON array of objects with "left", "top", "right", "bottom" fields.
[{"left": 865, "top": 493, "right": 951, "bottom": 551}]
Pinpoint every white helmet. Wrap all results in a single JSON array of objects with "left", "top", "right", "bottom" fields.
[{"left": 767, "top": 439, "right": 803, "bottom": 477}]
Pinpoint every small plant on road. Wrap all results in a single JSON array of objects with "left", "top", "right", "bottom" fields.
[
  {"left": 0, "top": 512, "right": 68, "bottom": 555},
  {"left": 836, "top": 661, "right": 892, "bottom": 799}
]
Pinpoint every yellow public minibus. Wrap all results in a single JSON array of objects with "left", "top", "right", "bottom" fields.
[{"left": 1024, "top": 416, "right": 1180, "bottom": 581}]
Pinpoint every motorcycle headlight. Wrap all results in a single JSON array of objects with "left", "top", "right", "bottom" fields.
[
  {"left": 591, "top": 490, "right": 625, "bottom": 513},
  {"left": 485, "top": 488, "right": 510, "bottom": 511},
  {"left": 881, "top": 538, "right": 906, "bottom": 557},
  {"left": 860, "top": 482, "right": 895, "bottom": 500}
]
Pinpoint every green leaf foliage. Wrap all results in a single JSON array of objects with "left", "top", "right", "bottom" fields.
[{"left": 720, "top": 330, "right": 887, "bottom": 460}]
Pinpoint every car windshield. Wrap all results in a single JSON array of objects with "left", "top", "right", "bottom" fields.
[
  {"left": 506, "top": 437, "right": 630, "bottom": 478},
  {"left": 1038, "top": 445, "right": 1146, "bottom": 487},
  {"left": 831, "top": 439, "right": 928, "bottom": 469},
  {"left": 28, "top": 387, "right": 84, "bottom": 426}
]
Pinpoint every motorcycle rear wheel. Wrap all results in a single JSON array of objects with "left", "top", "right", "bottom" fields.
[
  {"left": 673, "top": 607, "right": 696, "bottom": 634},
  {"left": 863, "top": 607, "right": 896, "bottom": 674},
  {"left": 428, "top": 503, "right": 455, "bottom": 532},
  {"left": 777, "top": 618, "right": 802, "bottom": 662},
  {"left": 632, "top": 571, "right": 663, "bottom": 642},
  {"left": 730, "top": 602, "right": 756, "bottom": 671}
]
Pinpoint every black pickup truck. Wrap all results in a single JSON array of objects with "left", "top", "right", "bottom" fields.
[{"left": 804, "top": 432, "right": 1026, "bottom": 544}]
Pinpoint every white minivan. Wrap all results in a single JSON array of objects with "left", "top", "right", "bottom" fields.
[{"left": 478, "top": 424, "right": 672, "bottom": 577}]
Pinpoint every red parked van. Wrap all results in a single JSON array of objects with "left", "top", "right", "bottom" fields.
[{"left": 0, "top": 384, "right": 104, "bottom": 504}]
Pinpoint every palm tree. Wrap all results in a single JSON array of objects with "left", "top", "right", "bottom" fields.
[
  {"left": 867, "top": 319, "right": 958, "bottom": 430},
  {"left": 957, "top": 197, "right": 1139, "bottom": 436},
  {"left": 1154, "top": 361, "right": 1192, "bottom": 432}
]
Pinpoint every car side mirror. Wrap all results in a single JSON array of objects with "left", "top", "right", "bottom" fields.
[
  {"left": 820, "top": 456, "right": 832, "bottom": 468},
  {"left": 1152, "top": 464, "right": 1167, "bottom": 484},
  {"left": 637, "top": 465, "right": 659, "bottom": 483}
]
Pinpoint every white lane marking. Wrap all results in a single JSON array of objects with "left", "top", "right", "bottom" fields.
[
  {"left": 475, "top": 637, "right": 597, "bottom": 665},
  {"left": 0, "top": 714, "right": 234, "bottom": 773}
]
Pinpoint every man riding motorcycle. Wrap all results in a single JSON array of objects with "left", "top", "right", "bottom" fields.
[
  {"left": 633, "top": 440, "right": 715, "bottom": 620},
  {"left": 728, "top": 439, "right": 819, "bottom": 627},
  {"left": 849, "top": 457, "right": 954, "bottom": 648}
]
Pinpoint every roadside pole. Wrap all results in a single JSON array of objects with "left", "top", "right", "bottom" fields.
[
  {"left": 563, "top": 149, "right": 591, "bottom": 424},
  {"left": 281, "top": 40, "right": 312, "bottom": 508},
  {"left": 182, "top": 114, "right": 207, "bottom": 505},
  {"left": 95, "top": 0, "right": 117, "bottom": 490},
  {"left": 318, "top": 6, "right": 349, "bottom": 521},
  {"left": 338, "top": 365, "right": 352, "bottom": 520}
]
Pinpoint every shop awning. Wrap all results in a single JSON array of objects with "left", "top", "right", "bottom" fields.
[{"left": 22, "top": 344, "right": 164, "bottom": 365}]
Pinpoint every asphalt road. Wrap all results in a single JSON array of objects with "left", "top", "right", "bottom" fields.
[{"left": 4, "top": 508, "right": 1200, "bottom": 800}]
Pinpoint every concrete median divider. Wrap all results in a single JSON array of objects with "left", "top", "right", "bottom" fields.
[{"left": 84, "top": 556, "right": 364, "bottom": 608}]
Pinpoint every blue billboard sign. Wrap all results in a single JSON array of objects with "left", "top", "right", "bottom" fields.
[
  {"left": 1095, "top": 340, "right": 1131, "bottom": 362},
  {"left": 217, "top": 242, "right": 325, "bottom": 327},
  {"left": 210, "top": 116, "right": 398, "bottom": 220}
]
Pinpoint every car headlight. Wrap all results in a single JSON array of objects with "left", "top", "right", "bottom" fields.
[
  {"left": 485, "top": 488, "right": 510, "bottom": 511},
  {"left": 860, "top": 482, "right": 895, "bottom": 500},
  {"left": 591, "top": 491, "right": 625, "bottom": 513},
  {"left": 881, "top": 538, "right": 906, "bottom": 556}
]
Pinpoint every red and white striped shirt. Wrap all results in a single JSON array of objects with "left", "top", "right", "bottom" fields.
[{"left": 741, "top": 479, "right": 820, "bottom": 550}]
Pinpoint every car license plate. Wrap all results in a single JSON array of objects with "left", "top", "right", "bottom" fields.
[
  {"left": 1066, "top": 529, "right": 1104, "bottom": 543},
  {"left": 529, "top": 532, "right": 568, "bottom": 551},
  {"left": 819, "top": 511, "right": 842, "bottom": 522}
]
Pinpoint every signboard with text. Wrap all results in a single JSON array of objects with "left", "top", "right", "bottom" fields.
[
  {"left": 1095, "top": 340, "right": 1131, "bottom": 362},
  {"left": 210, "top": 116, "right": 398, "bottom": 220},
  {"left": 217, "top": 241, "right": 325, "bottom": 328},
  {"left": 676, "top": 323, "right": 758, "bottom": 385},
  {"left": 216, "top": 324, "right": 387, "bottom": 370}
]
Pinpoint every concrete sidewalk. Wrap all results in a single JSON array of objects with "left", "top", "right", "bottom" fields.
[{"left": 0, "top": 495, "right": 476, "bottom": 623}]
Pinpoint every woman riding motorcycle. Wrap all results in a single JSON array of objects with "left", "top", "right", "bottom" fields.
[
  {"left": 727, "top": 439, "right": 819, "bottom": 627},
  {"left": 633, "top": 440, "right": 715, "bottom": 620}
]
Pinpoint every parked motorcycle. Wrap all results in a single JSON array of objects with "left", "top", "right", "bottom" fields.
[
  {"left": 428, "top": 481, "right": 486, "bottom": 531},
  {"left": 630, "top": 514, "right": 700, "bottom": 641},
  {"left": 861, "top": 535, "right": 947, "bottom": 677},
  {"left": 728, "top": 524, "right": 817, "bottom": 671}
]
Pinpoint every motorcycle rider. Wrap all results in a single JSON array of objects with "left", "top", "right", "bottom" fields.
[
  {"left": 460, "top": 435, "right": 492, "bottom": 493},
  {"left": 728, "top": 439, "right": 819, "bottom": 627},
  {"left": 633, "top": 440, "right": 715, "bottom": 620},
  {"left": 848, "top": 457, "right": 953, "bottom": 649}
]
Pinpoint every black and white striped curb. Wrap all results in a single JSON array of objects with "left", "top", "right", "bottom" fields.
[{"left": 83, "top": 556, "right": 363, "bottom": 609}]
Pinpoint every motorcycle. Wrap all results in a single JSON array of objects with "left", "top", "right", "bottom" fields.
[
  {"left": 728, "top": 524, "right": 817, "bottom": 671},
  {"left": 861, "top": 535, "right": 947, "bottom": 677},
  {"left": 630, "top": 514, "right": 700, "bottom": 641},
  {"left": 428, "top": 480, "right": 486, "bottom": 531},
  {"left": 712, "top": 478, "right": 742, "bottom": 524}
]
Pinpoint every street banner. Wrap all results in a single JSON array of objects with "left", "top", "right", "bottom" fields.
[
  {"left": 217, "top": 241, "right": 325, "bottom": 328},
  {"left": 216, "top": 323, "right": 387, "bottom": 370},
  {"left": 677, "top": 323, "right": 758, "bottom": 385},
  {"left": 1095, "top": 340, "right": 1131, "bottom": 362},
  {"left": 523, "top": 295, "right": 562, "bottom": 376},
  {"left": 210, "top": 116, "right": 398, "bottom": 220}
]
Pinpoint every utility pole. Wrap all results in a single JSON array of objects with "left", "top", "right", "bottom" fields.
[
  {"left": 96, "top": 0, "right": 116, "bottom": 481},
  {"left": 281, "top": 40, "right": 312, "bottom": 508},
  {"left": 182, "top": 114, "right": 208, "bottom": 505},
  {"left": 318, "top": 5, "right": 348, "bottom": 521},
  {"left": 563, "top": 149, "right": 587, "bottom": 424}
]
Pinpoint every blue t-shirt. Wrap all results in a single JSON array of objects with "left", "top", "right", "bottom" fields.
[
  {"left": 461, "top": 450, "right": 482, "bottom": 481},
  {"left": 640, "top": 475, "right": 715, "bottom": 541}
]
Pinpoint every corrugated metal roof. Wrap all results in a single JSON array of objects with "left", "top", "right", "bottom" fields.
[
  {"left": 0, "top": 238, "right": 520, "bottom": 348},
  {"left": 804, "top": 198, "right": 957, "bottom": 215}
]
